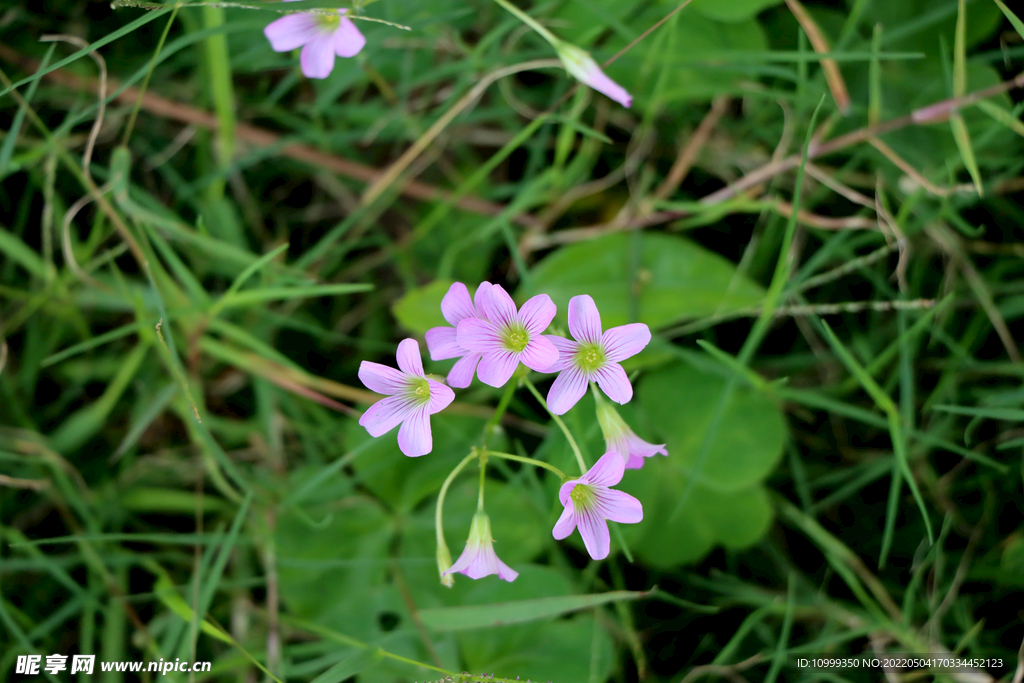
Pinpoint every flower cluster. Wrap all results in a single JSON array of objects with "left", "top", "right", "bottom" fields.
[
  {"left": 356, "top": 283, "right": 667, "bottom": 583},
  {"left": 262, "top": 3, "right": 632, "bottom": 106}
]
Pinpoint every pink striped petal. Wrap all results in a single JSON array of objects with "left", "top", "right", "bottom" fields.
[
  {"left": 440, "top": 282, "right": 475, "bottom": 326},
  {"left": 473, "top": 282, "right": 493, "bottom": 319},
  {"left": 594, "top": 488, "right": 643, "bottom": 524},
  {"left": 359, "top": 395, "right": 417, "bottom": 438},
  {"left": 396, "top": 338, "right": 424, "bottom": 377},
  {"left": 333, "top": 14, "right": 366, "bottom": 58},
  {"left": 446, "top": 353, "right": 481, "bottom": 389},
  {"left": 480, "top": 284, "right": 518, "bottom": 329},
  {"left": 425, "top": 326, "right": 461, "bottom": 361},
  {"left": 519, "top": 294, "right": 556, "bottom": 336},
  {"left": 601, "top": 323, "right": 651, "bottom": 363},
  {"left": 358, "top": 361, "right": 408, "bottom": 396},
  {"left": 476, "top": 350, "right": 520, "bottom": 388},
  {"left": 457, "top": 318, "right": 503, "bottom": 354},
  {"left": 557, "top": 479, "right": 579, "bottom": 507},
  {"left": 576, "top": 508, "right": 611, "bottom": 560},
  {"left": 552, "top": 500, "right": 577, "bottom": 540},
  {"left": 545, "top": 335, "right": 578, "bottom": 373},
  {"left": 397, "top": 405, "right": 432, "bottom": 456},
  {"left": 594, "top": 362, "right": 632, "bottom": 404},
  {"left": 519, "top": 335, "right": 559, "bottom": 372},
  {"left": 300, "top": 32, "right": 336, "bottom": 79},
  {"left": 568, "top": 295, "right": 602, "bottom": 345},
  {"left": 583, "top": 451, "right": 625, "bottom": 488},
  {"left": 546, "top": 365, "right": 589, "bottom": 416},
  {"left": 426, "top": 379, "right": 455, "bottom": 414},
  {"left": 264, "top": 13, "right": 320, "bottom": 52}
]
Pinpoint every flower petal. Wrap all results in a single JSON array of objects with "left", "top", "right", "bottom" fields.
[
  {"left": 546, "top": 365, "right": 589, "bottom": 416},
  {"left": 358, "top": 361, "right": 409, "bottom": 396},
  {"left": 558, "top": 479, "right": 579, "bottom": 507},
  {"left": 593, "top": 488, "right": 643, "bottom": 524},
  {"left": 476, "top": 351, "right": 519, "bottom": 388},
  {"left": 333, "top": 15, "right": 366, "bottom": 58},
  {"left": 299, "top": 32, "right": 336, "bottom": 79},
  {"left": 601, "top": 323, "right": 651, "bottom": 363},
  {"left": 359, "top": 395, "right": 416, "bottom": 438},
  {"left": 544, "top": 335, "right": 578, "bottom": 373},
  {"left": 479, "top": 284, "right": 518, "bottom": 329},
  {"left": 568, "top": 294, "right": 602, "bottom": 344},
  {"left": 495, "top": 558, "right": 519, "bottom": 582},
  {"left": 519, "top": 294, "right": 556, "bottom": 336},
  {"left": 446, "top": 353, "right": 481, "bottom": 389},
  {"left": 560, "top": 46, "right": 632, "bottom": 108},
  {"left": 472, "top": 282, "right": 493, "bottom": 320},
  {"left": 576, "top": 508, "right": 611, "bottom": 560},
  {"left": 263, "top": 13, "right": 319, "bottom": 52},
  {"left": 425, "top": 326, "right": 462, "bottom": 361},
  {"left": 426, "top": 379, "right": 455, "bottom": 415},
  {"left": 440, "top": 282, "right": 475, "bottom": 327},
  {"left": 583, "top": 451, "right": 625, "bottom": 488},
  {"left": 520, "top": 335, "right": 559, "bottom": 372},
  {"left": 552, "top": 501, "right": 578, "bottom": 540},
  {"left": 594, "top": 362, "right": 632, "bottom": 405},
  {"left": 396, "top": 338, "right": 425, "bottom": 377},
  {"left": 397, "top": 405, "right": 432, "bottom": 456},
  {"left": 457, "top": 318, "right": 503, "bottom": 354}
]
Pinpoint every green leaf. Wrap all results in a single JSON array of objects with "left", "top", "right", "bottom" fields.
[
  {"left": 391, "top": 279, "right": 453, "bottom": 334},
  {"left": 309, "top": 649, "right": 383, "bottom": 683},
  {"left": 419, "top": 590, "right": 647, "bottom": 631},
  {"left": 639, "top": 362, "right": 786, "bottom": 491},
  {"left": 522, "top": 232, "right": 764, "bottom": 330},
  {"left": 993, "top": 0, "right": 1024, "bottom": 41},
  {"left": 688, "top": 0, "right": 785, "bottom": 22}
]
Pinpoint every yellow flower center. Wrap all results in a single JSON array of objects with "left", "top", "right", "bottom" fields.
[
  {"left": 315, "top": 12, "right": 341, "bottom": 29},
  {"left": 502, "top": 324, "right": 529, "bottom": 353},
  {"left": 574, "top": 342, "right": 605, "bottom": 373},
  {"left": 569, "top": 483, "right": 594, "bottom": 508},
  {"left": 410, "top": 378, "right": 431, "bottom": 403}
]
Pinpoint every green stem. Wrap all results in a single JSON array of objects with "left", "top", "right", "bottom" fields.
[
  {"left": 487, "top": 451, "right": 568, "bottom": 480},
  {"left": 484, "top": 375, "right": 518, "bottom": 447},
  {"left": 435, "top": 451, "right": 479, "bottom": 563},
  {"left": 477, "top": 450, "right": 488, "bottom": 511},
  {"left": 490, "top": 0, "right": 560, "bottom": 48},
  {"left": 523, "top": 377, "right": 588, "bottom": 474}
]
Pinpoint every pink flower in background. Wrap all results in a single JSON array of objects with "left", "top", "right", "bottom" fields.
[
  {"left": 457, "top": 285, "right": 559, "bottom": 388},
  {"left": 264, "top": 4, "right": 366, "bottom": 79},
  {"left": 444, "top": 511, "right": 518, "bottom": 582},
  {"left": 358, "top": 339, "right": 454, "bottom": 457},
  {"left": 425, "top": 282, "right": 493, "bottom": 388},
  {"left": 595, "top": 398, "right": 667, "bottom": 470},
  {"left": 545, "top": 295, "right": 651, "bottom": 415},
  {"left": 552, "top": 452, "right": 643, "bottom": 560},
  {"left": 556, "top": 42, "right": 632, "bottom": 108}
]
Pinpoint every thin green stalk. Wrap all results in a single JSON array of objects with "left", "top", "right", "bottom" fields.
[
  {"left": 435, "top": 451, "right": 479, "bottom": 582},
  {"left": 490, "top": 0, "right": 560, "bottom": 47},
  {"left": 523, "top": 377, "right": 588, "bottom": 473},
  {"left": 487, "top": 451, "right": 567, "bottom": 480},
  {"left": 484, "top": 375, "right": 518, "bottom": 446},
  {"left": 477, "top": 450, "right": 488, "bottom": 510},
  {"left": 122, "top": 5, "right": 180, "bottom": 145}
]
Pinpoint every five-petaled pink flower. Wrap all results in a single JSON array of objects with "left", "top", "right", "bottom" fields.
[
  {"left": 545, "top": 295, "right": 651, "bottom": 415},
  {"left": 358, "top": 339, "right": 454, "bottom": 457},
  {"left": 425, "top": 282, "right": 493, "bottom": 389},
  {"left": 553, "top": 452, "right": 643, "bottom": 560},
  {"left": 444, "top": 511, "right": 518, "bottom": 582},
  {"left": 596, "top": 398, "right": 667, "bottom": 470},
  {"left": 456, "top": 284, "right": 559, "bottom": 388},
  {"left": 264, "top": 3, "right": 366, "bottom": 79}
]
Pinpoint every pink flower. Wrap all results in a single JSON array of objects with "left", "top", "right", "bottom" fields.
[
  {"left": 556, "top": 42, "right": 632, "bottom": 108},
  {"left": 263, "top": 3, "right": 366, "bottom": 79},
  {"left": 456, "top": 284, "right": 559, "bottom": 388},
  {"left": 425, "top": 282, "right": 493, "bottom": 388},
  {"left": 358, "top": 339, "right": 454, "bottom": 457},
  {"left": 545, "top": 294, "right": 651, "bottom": 415},
  {"left": 552, "top": 452, "right": 643, "bottom": 560},
  {"left": 595, "top": 398, "right": 667, "bottom": 470},
  {"left": 444, "top": 511, "right": 518, "bottom": 582}
]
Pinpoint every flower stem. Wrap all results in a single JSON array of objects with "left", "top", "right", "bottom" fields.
[
  {"left": 483, "top": 374, "right": 518, "bottom": 447},
  {"left": 435, "top": 451, "right": 478, "bottom": 575},
  {"left": 486, "top": 451, "right": 568, "bottom": 480},
  {"left": 490, "top": 0, "right": 560, "bottom": 48},
  {"left": 477, "top": 450, "right": 488, "bottom": 511},
  {"left": 522, "top": 377, "right": 588, "bottom": 474}
]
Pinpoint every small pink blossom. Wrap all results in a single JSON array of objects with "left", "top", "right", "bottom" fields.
[
  {"left": 444, "top": 511, "right": 518, "bottom": 582},
  {"left": 425, "top": 282, "right": 492, "bottom": 388},
  {"left": 545, "top": 294, "right": 651, "bottom": 415},
  {"left": 358, "top": 339, "right": 454, "bottom": 457},
  {"left": 456, "top": 284, "right": 559, "bottom": 388},
  {"left": 263, "top": 3, "right": 366, "bottom": 79},
  {"left": 596, "top": 398, "right": 667, "bottom": 470},
  {"left": 556, "top": 42, "right": 632, "bottom": 108},
  {"left": 552, "top": 452, "right": 643, "bottom": 560}
]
